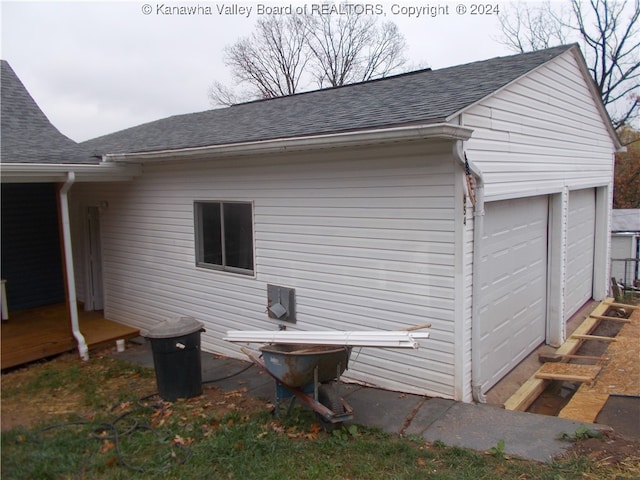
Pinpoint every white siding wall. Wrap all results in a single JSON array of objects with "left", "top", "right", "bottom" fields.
[
  {"left": 70, "top": 141, "right": 460, "bottom": 398},
  {"left": 462, "top": 51, "right": 614, "bottom": 200},
  {"left": 461, "top": 50, "right": 615, "bottom": 392},
  {"left": 458, "top": 167, "right": 475, "bottom": 402}
]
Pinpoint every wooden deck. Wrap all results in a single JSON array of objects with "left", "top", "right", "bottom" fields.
[{"left": 1, "top": 304, "right": 140, "bottom": 370}]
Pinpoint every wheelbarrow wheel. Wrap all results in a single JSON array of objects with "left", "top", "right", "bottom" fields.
[{"left": 316, "top": 383, "right": 344, "bottom": 432}]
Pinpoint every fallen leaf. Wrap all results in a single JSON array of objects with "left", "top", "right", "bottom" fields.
[
  {"left": 100, "top": 440, "right": 115, "bottom": 455},
  {"left": 173, "top": 435, "right": 193, "bottom": 446}
]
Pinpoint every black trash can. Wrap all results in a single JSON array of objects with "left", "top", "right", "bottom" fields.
[{"left": 146, "top": 316, "right": 205, "bottom": 401}]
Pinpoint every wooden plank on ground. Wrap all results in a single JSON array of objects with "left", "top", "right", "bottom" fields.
[
  {"left": 555, "top": 354, "right": 608, "bottom": 361},
  {"left": 603, "top": 302, "right": 638, "bottom": 310},
  {"left": 571, "top": 334, "right": 617, "bottom": 342},
  {"left": 502, "top": 377, "right": 548, "bottom": 412},
  {"left": 589, "top": 314, "right": 632, "bottom": 323},
  {"left": 558, "top": 308, "right": 608, "bottom": 355},
  {"left": 535, "top": 363, "right": 601, "bottom": 384},
  {"left": 503, "top": 298, "right": 614, "bottom": 412},
  {"left": 538, "top": 353, "right": 608, "bottom": 362},
  {"left": 558, "top": 391, "right": 610, "bottom": 423}
]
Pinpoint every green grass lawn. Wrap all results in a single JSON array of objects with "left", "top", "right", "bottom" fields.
[{"left": 1, "top": 353, "right": 636, "bottom": 479}]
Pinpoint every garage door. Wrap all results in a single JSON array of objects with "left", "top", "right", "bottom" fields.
[
  {"left": 478, "top": 196, "right": 548, "bottom": 393},
  {"left": 565, "top": 189, "right": 595, "bottom": 320}
]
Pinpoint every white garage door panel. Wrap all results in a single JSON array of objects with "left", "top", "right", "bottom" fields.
[
  {"left": 565, "top": 189, "right": 595, "bottom": 320},
  {"left": 479, "top": 196, "right": 548, "bottom": 392}
]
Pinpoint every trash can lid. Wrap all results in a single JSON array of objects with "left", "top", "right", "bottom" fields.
[{"left": 145, "top": 316, "right": 204, "bottom": 339}]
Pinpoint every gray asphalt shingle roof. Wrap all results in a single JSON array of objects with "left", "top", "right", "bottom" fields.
[
  {"left": 1, "top": 60, "right": 94, "bottom": 164},
  {"left": 83, "top": 44, "right": 575, "bottom": 157},
  {"left": 2, "top": 45, "right": 576, "bottom": 164}
]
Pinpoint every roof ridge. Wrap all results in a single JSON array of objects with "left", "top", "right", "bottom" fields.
[{"left": 230, "top": 43, "right": 577, "bottom": 108}]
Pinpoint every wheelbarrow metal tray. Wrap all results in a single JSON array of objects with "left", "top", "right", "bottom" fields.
[{"left": 260, "top": 344, "right": 351, "bottom": 388}]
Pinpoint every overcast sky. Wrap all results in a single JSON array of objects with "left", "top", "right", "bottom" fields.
[{"left": 1, "top": 1, "right": 515, "bottom": 142}]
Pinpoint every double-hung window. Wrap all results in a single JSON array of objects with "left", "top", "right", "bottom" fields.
[{"left": 194, "top": 201, "right": 254, "bottom": 275}]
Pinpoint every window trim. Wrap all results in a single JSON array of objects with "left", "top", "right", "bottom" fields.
[{"left": 194, "top": 200, "right": 255, "bottom": 276}]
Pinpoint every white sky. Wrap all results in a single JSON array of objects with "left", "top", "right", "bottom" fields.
[{"left": 1, "top": 1, "right": 517, "bottom": 142}]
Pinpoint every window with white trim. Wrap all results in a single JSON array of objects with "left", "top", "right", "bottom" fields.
[{"left": 194, "top": 201, "right": 254, "bottom": 275}]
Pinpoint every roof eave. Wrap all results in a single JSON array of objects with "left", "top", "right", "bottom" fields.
[
  {"left": 103, "top": 123, "right": 474, "bottom": 164},
  {"left": 0, "top": 162, "right": 142, "bottom": 183}
]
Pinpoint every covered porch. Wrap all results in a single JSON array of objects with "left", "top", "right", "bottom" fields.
[{"left": 1, "top": 303, "right": 140, "bottom": 370}]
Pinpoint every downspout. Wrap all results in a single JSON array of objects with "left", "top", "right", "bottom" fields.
[
  {"left": 453, "top": 141, "right": 486, "bottom": 403},
  {"left": 60, "top": 172, "right": 89, "bottom": 361}
]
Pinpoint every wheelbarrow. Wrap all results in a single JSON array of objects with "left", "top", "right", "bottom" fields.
[{"left": 241, "top": 344, "right": 354, "bottom": 430}]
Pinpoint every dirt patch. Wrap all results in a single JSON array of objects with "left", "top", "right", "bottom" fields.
[
  {"left": 565, "top": 432, "right": 640, "bottom": 473},
  {"left": 0, "top": 352, "right": 140, "bottom": 431},
  {"left": 1, "top": 349, "right": 269, "bottom": 433}
]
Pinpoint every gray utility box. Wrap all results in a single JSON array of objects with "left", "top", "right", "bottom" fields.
[
  {"left": 145, "top": 316, "right": 205, "bottom": 401},
  {"left": 267, "top": 284, "right": 296, "bottom": 323}
]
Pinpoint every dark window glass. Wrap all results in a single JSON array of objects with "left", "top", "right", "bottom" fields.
[
  {"left": 223, "top": 203, "right": 254, "bottom": 270},
  {"left": 195, "top": 201, "right": 253, "bottom": 274},
  {"left": 200, "top": 203, "right": 222, "bottom": 265}
]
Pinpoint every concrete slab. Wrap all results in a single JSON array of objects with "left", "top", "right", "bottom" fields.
[
  {"left": 343, "top": 387, "right": 424, "bottom": 434},
  {"left": 403, "top": 398, "right": 455, "bottom": 436},
  {"left": 422, "top": 402, "right": 603, "bottom": 463},
  {"left": 114, "top": 337, "right": 154, "bottom": 368},
  {"left": 210, "top": 365, "right": 274, "bottom": 401}
]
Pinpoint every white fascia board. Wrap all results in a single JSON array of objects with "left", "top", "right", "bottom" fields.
[
  {"left": 0, "top": 162, "right": 142, "bottom": 183},
  {"left": 103, "top": 123, "right": 474, "bottom": 164}
]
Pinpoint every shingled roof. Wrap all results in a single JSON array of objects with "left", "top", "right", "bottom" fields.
[
  {"left": 1, "top": 60, "right": 93, "bottom": 164},
  {"left": 83, "top": 44, "right": 576, "bottom": 158}
]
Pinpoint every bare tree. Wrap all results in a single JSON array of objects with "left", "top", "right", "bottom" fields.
[
  {"left": 209, "top": 15, "right": 309, "bottom": 105},
  {"left": 498, "top": 1, "right": 571, "bottom": 51},
  {"left": 304, "top": 14, "right": 407, "bottom": 88},
  {"left": 210, "top": 12, "right": 407, "bottom": 106},
  {"left": 498, "top": 0, "right": 640, "bottom": 129}
]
